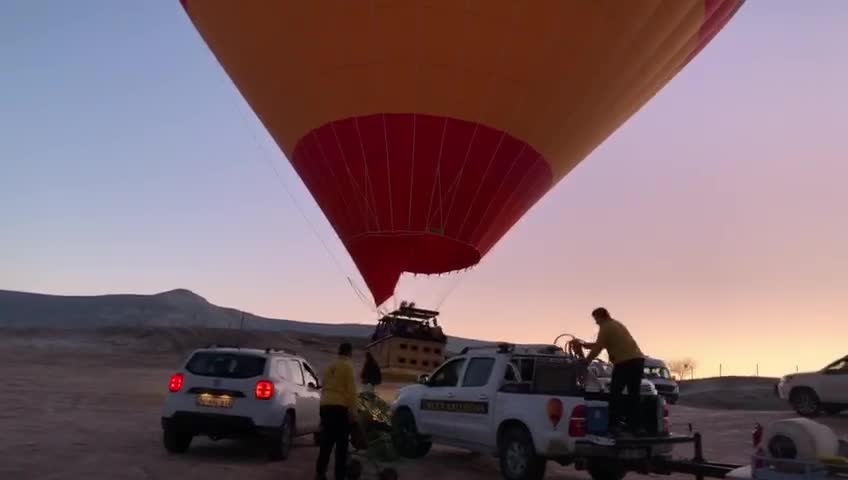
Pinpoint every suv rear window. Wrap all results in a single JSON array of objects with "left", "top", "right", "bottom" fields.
[{"left": 185, "top": 352, "right": 267, "bottom": 379}]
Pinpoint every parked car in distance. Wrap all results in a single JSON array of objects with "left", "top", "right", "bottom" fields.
[
  {"left": 586, "top": 359, "right": 661, "bottom": 398},
  {"left": 642, "top": 357, "right": 679, "bottom": 405},
  {"left": 776, "top": 355, "right": 848, "bottom": 417},
  {"left": 160, "top": 346, "right": 322, "bottom": 460}
]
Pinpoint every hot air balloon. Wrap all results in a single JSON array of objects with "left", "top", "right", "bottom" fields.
[{"left": 180, "top": 0, "right": 744, "bottom": 307}]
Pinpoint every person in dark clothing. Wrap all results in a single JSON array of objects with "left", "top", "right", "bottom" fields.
[
  {"left": 360, "top": 351, "right": 382, "bottom": 394},
  {"left": 582, "top": 307, "right": 646, "bottom": 436},
  {"left": 316, "top": 343, "right": 357, "bottom": 480}
]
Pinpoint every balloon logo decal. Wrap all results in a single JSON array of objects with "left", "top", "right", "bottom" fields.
[{"left": 546, "top": 398, "right": 563, "bottom": 429}]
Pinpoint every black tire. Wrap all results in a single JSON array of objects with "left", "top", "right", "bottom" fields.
[
  {"left": 790, "top": 389, "right": 821, "bottom": 417},
  {"left": 163, "top": 427, "right": 192, "bottom": 454},
  {"left": 498, "top": 424, "right": 546, "bottom": 480},
  {"left": 666, "top": 397, "right": 677, "bottom": 405},
  {"left": 588, "top": 460, "right": 627, "bottom": 480},
  {"left": 268, "top": 412, "right": 295, "bottom": 461},
  {"left": 391, "top": 409, "right": 431, "bottom": 458}
]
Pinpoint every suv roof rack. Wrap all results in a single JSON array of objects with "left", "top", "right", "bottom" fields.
[
  {"left": 458, "top": 343, "right": 571, "bottom": 356},
  {"left": 205, "top": 344, "right": 241, "bottom": 349},
  {"left": 459, "top": 342, "right": 515, "bottom": 355}
]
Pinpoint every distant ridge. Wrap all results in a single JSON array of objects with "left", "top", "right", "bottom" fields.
[{"left": 0, "top": 288, "right": 493, "bottom": 352}]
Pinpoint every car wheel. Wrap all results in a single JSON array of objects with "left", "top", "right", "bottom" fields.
[
  {"left": 390, "top": 409, "right": 431, "bottom": 458},
  {"left": 163, "top": 427, "right": 192, "bottom": 454},
  {"left": 790, "top": 389, "right": 821, "bottom": 417},
  {"left": 498, "top": 425, "right": 546, "bottom": 480},
  {"left": 268, "top": 412, "right": 295, "bottom": 461},
  {"left": 666, "top": 397, "right": 677, "bottom": 405},
  {"left": 588, "top": 460, "right": 627, "bottom": 480}
]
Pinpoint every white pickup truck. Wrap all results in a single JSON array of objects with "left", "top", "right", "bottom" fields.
[{"left": 390, "top": 344, "right": 681, "bottom": 480}]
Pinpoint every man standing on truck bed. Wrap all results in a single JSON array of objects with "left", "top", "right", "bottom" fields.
[{"left": 582, "top": 307, "right": 646, "bottom": 437}]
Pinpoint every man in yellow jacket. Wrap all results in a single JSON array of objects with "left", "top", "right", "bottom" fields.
[
  {"left": 582, "top": 307, "right": 646, "bottom": 436},
  {"left": 315, "top": 342, "right": 358, "bottom": 480}
]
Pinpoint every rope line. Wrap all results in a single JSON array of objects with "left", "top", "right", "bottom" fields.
[{"left": 207, "top": 53, "right": 377, "bottom": 313}]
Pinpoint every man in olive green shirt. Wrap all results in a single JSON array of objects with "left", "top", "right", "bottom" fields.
[{"left": 582, "top": 307, "right": 646, "bottom": 436}]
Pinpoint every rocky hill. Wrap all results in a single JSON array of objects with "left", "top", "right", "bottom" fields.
[{"left": 0, "top": 288, "right": 490, "bottom": 352}]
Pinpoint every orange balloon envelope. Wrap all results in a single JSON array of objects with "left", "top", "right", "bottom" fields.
[{"left": 180, "top": 0, "right": 744, "bottom": 306}]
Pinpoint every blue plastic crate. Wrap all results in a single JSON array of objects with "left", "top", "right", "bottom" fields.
[{"left": 586, "top": 400, "right": 609, "bottom": 435}]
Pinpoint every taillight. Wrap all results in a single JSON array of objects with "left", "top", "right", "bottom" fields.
[
  {"left": 569, "top": 405, "right": 587, "bottom": 437},
  {"left": 255, "top": 380, "right": 274, "bottom": 400},
  {"left": 663, "top": 403, "right": 671, "bottom": 431},
  {"left": 169, "top": 373, "right": 184, "bottom": 393}
]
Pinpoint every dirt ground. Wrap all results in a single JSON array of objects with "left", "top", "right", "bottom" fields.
[{"left": 1, "top": 329, "right": 845, "bottom": 480}]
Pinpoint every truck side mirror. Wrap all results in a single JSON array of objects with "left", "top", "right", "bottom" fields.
[{"left": 418, "top": 374, "right": 430, "bottom": 385}]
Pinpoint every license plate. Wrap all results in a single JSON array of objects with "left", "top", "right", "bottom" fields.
[
  {"left": 619, "top": 448, "right": 648, "bottom": 460},
  {"left": 196, "top": 393, "right": 234, "bottom": 408}
]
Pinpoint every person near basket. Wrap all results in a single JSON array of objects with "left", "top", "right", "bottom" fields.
[
  {"left": 316, "top": 342, "right": 358, "bottom": 480},
  {"left": 581, "top": 307, "right": 646, "bottom": 437},
  {"left": 360, "top": 351, "right": 382, "bottom": 394}
]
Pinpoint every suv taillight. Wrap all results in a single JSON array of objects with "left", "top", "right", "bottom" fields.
[
  {"left": 568, "top": 405, "right": 587, "bottom": 437},
  {"left": 169, "top": 373, "right": 184, "bottom": 393},
  {"left": 255, "top": 380, "right": 274, "bottom": 400}
]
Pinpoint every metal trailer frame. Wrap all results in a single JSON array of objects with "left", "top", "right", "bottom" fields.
[
  {"left": 750, "top": 454, "right": 848, "bottom": 480},
  {"left": 572, "top": 426, "right": 745, "bottom": 480},
  {"left": 578, "top": 429, "right": 847, "bottom": 480}
]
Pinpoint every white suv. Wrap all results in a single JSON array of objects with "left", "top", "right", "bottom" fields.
[
  {"left": 161, "top": 346, "right": 322, "bottom": 460},
  {"left": 776, "top": 355, "right": 848, "bottom": 417}
]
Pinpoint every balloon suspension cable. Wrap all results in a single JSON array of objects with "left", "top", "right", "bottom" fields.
[
  {"left": 208, "top": 60, "right": 376, "bottom": 313},
  {"left": 434, "top": 268, "right": 471, "bottom": 311},
  {"left": 385, "top": 267, "right": 473, "bottom": 315}
]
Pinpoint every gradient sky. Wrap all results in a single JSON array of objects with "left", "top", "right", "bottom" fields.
[{"left": 2, "top": 1, "right": 846, "bottom": 378}]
